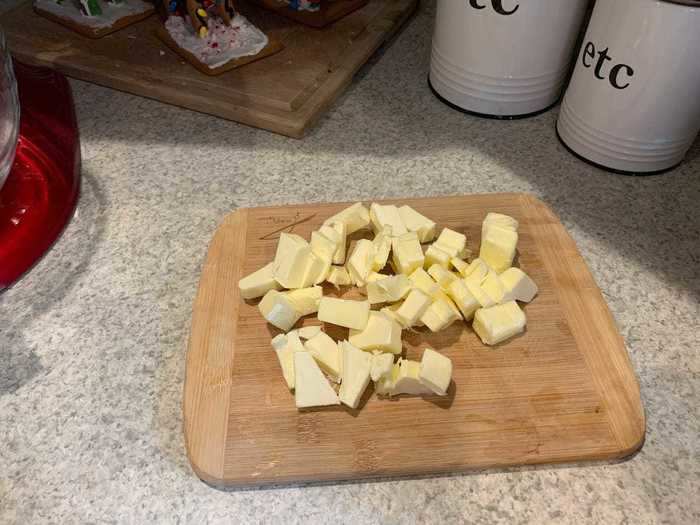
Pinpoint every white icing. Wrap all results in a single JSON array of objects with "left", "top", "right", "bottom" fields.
[
  {"left": 165, "top": 13, "right": 269, "bottom": 70},
  {"left": 278, "top": 0, "right": 321, "bottom": 12},
  {"left": 34, "top": 0, "right": 152, "bottom": 29}
]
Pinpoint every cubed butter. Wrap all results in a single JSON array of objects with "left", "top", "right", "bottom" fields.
[
  {"left": 366, "top": 274, "right": 412, "bottom": 304},
  {"left": 480, "top": 271, "right": 509, "bottom": 304},
  {"left": 365, "top": 271, "right": 386, "bottom": 283},
  {"left": 286, "top": 286, "right": 323, "bottom": 316},
  {"left": 391, "top": 232, "right": 425, "bottom": 275},
  {"left": 326, "top": 266, "right": 352, "bottom": 288},
  {"left": 338, "top": 341, "right": 372, "bottom": 409},
  {"left": 447, "top": 279, "right": 481, "bottom": 320},
  {"left": 239, "top": 262, "right": 283, "bottom": 300},
  {"left": 259, "top": 290, "right": 301, "bottom": 332},
  {"left": 295, "top": 325, "right": 322, "bottom": 340},
  {"left": 271, "top": 334, "right": 295, "bottom": 389},
  {"left": 380, "top": 302, "right": 403, "bottom": 323},
  {"left": 317, "top": 297, "right": 370, "bottom": 330},
  {"left": 409, "top": 267, "right": 440, "bottom": 297},
  {"left": 472, "top": 300, "right": 526, "bottom": 346},
  {"left": 286, "top": 330, "right": 306, "bottom": 353},
  {"left": 479, "top": 227, "right": 518, "bottom": 274},
  {"left": 424, "top": 244, "right": 451, "bottom": 269},
  {"left": 369, "top": 203, "right": 407, "bottom": 235},
  {"left": 294, "top": 352, "right": 341, "bottom": 408},
  {"left": 371, "top": 227, "right": 393, "bottom": 271},
  {"left": 500, "top": 267, "right": 538, "bottom": 303},
  {"left": 273, "top": 233, "right": 313, "bottom": 289},
  {"left": 391, "top": 359, "right": 434, "bottom": 396},
  {"left": 398, "top": 205, "right": 437, "bottom": 243},
  {"left": 311, "top": 231, "right": 337, "bottom": 263},
  {"left": 463, "top": 258, "right": 491, "bottom": 284},
  {"left": 395, "top": 289, "right": 431, "bottom": 328},
  {"left": 420, "top": 296, "right": 461, "bottom": 332},
  {"left": 418, "top": 348, "right": 452, "bottom": 396},
  {"left": 450, "top": 257, "right": 469, "bottom": 275},
  {"left": 370, "top": 352, "right": 395, "bottom": 381},
  {"left": 300, "top": 252, "right": 330, "bottom": 287},
  {"left": 482, "top": 212, "right": 519, "bottom": 240},
  {"left": 349, "top": 311, "right": 403, "bottom": 354},
  {"left": 346, "top": 239, "right": 375, "bottom": 286},
  {"left": 323, "top": 202, "right": 370, "bottom": 235},
  {"left": 427, "top": 264, "right": 459, "bottom": 292},
  {"left": 464, "top": 279, "right": 497, "bottom": 309},
  {"left": 434, "top": 228, "right": 468, "bottom": 258},
  {"left": 319, "top": 222, "right": 347, "bottom": 265},
  {"left": 304, "top": 331, "right": 342, "bottom": 381}
]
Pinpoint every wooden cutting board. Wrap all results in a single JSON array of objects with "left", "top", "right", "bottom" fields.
[{"left": 185, "top": 193, "right": 645, "bottom": 487}]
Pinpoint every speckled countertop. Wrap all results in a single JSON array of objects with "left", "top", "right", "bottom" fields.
[{"left": 1, "top": 2, "right": 699, "bottom": 523}]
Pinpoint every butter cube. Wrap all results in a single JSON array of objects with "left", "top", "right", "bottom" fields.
[
  {"left": 338, "top": 341, "right": 372, "bottom": 409},
  {"left": 366, "top": 274, "right": 411, "bottom": 304},
  {"left": 239, "top": 262, "right": 283, "bottom": 300},
  {"left": 472, "top": 301, "right": 526, "bottom": 346},
  {"left": 480, "top": 227, "right": 518, "bottom": 274},
  {"left": 286, "top": 330, "right": 306, "bottom": 353},
  {"left": 482, "top": 212, "right": 519, "bottom": 239},
  {"left": 319, "top": 222, "right": 347, "bottom": 265},
  {"left": 286, "top": 286, "right": 323, "bottom": 316},
  {"left": 295, "top": 325, "right": 322, "bottom": 340},
  {"left": 311, "top": 231, "right": 337, "bottom": 263},
  {"left": 318, "top": 297, "right": 370, "bottom": 330},
  {"left": 395, "top": 289, "right": 431, "bottom": 328},
  {"left": 271, "top": 334, "right": 295, "bottom": 389},
  {"left": 463, "top": 258, "right": 491, "bottom": 284},
  {"left": 294, "top": 352, "right": 341, "bottom": 408},
  {"left": 370, "top": 352, "right": 395, "bottom": 381},
  {"left": 346, "top": 239, "right": 375, "bottom": 286},
  {"left": 326, "top": 266, "right": 352, "bottom": 288},
  {"left": 419, "top": 348, "right": 452, "bottom": 396},
  {"left": 323, "top": 202, "right": 370, "bottom": 234},
  {"left": 371, "top": 227, "right": 393, "bottom": 271},
  {"left": 398, "top": 205, "right": 437, "bottom": 243},
  {"left": 464, "top": 279, "right": 497, "bottom": 309},
  {"left": 500, "top": 267, "right": 538, "bottom": 303},
  {"left": 305, "top": 331, "right": 342, "bottom": 381},
  {"left": 349, "top": 311, "right": 403, "bottom": 354},
  {"left": 424, "top": 244, "right": 451, "bottom": 269},
  {"left": 409, "top": 267, "right": 440, "bottom": 297},
  {"left": 379, "top": 302, "right": 403, "bottom": 323},
  {"left": 391, "top": 232, "right": 424, "bottom": 275},
  {"left": 369, "top": 203, "right": 407, "bottom": 236},
  {"left": 450, "top": 257, "right": 469, "bottom": 275},
  {"left": 447, "top": 279, "right": 480, "bottom": 320},
  {"left": 435, "top": 228, "right": 468, "bottom": 258},
  {"left": 391, "top": 359, "right": 434, "bottom": 396},
  {"left": 480, "top": 271, "right": 509, "bottom": 304},
  {"left": 259, "top": 290, "right": 301, "bottom": 332},
  {"left": 273, "top": 233, "right": 313, "bottom": 289},
  {"left": 427, "top": 264, "right": 459, "bottom": 292},
  {"left": 420, "top": 296, "right": 461, "bottom": 332},
  {"left": 365, "top": 271, "right": 387, "bottom": 283},
  {"left": 300, "top": 253, "right": 330, "bottom": 287}
]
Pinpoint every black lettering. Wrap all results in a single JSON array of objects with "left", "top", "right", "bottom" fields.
[
  {"left": 492, "top": 0, "right": 519, "bottom": 15},
  {"left": 594, "top": 47, "right": 612, "bottom": 80},
  {"left": 610, "top": 64, "right": 634, "bottom": 89},
  {"left": 582, "top": 42, "right": 595, "bottom": 68},
  {"left": 469, "top": 0, "right": 486, "bottom": 9}
]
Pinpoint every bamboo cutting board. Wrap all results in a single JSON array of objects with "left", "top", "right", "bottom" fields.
[{"left": 185, "top": 193, "right": 645, "bottom": 487}]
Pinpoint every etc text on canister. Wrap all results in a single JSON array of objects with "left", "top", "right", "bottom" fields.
[
  {"left": 429, "top": 0, "right": 591, "bottom": 118},
  {"left": 557, "top": 0, "right": 700, "bottom": 174}
]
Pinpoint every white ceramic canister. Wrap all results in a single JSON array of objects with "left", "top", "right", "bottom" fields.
[
  {"left": 429, "top": 0, "right": 591, "bottom": 118},
  {"left": 557, "top": 0, "right": 700, "bottom": 174}
]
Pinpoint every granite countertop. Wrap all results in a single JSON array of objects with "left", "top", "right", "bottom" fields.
[{"left": 1, "top": 2, "right": 699, "bottom": 523}]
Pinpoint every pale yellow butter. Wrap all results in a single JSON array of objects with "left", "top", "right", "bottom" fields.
[
  {"left": 395, "top": 289, "right": 431, "bottom": 327},
  {"left": 304, "top": 331, "right": 342, "bottom": 381},
  {"left": 371, "top": 227, "right": 393, "bottom": 271},
  {"left": 300, "top": 253, "right": 330, "bottom": 287},
  {"left": 434, "top": 228, "right": 468, "bottom": 259},
  {"left": 479, "top": 227, "right": 518, "bottom": 274},
  {"left": 286, "top": 286, "right": 323, "bottom": 316},
  {"left": 398, "top": 205, "right": 437, "bottom": 243},
  {"left": 379, "top": 302, "right": 403, "bottom": 323},
  {"left": 323, "top": 202, "right": 370, "bottom": 234},
  {"left": 424, "top": 244, "right": 451, "bottom": 269},
  {"left": 409, "top": 267, "right": 440, "bottom": 297},
  {"left": 464, "top": 279, "right": 497, "bottom": 308},
  {"left": 500, "top": 267, "right": 538, "bottom": 303},
  {"left": 319, "top": 222, "right": 347, "bottom": 265},
  {"left": 391, "top": 232, "right": 424, "bottom": 275},
  {"left": 326, "top": 266, "right": 352, "bottom": 288},
  {"left": 369, "top": 203, "right": 407, "bottom": 236},
  {"left": 238, "top": 262, "right": 283, "bottom": 300},
  {"left": 346, "top": 239, "right": 375, "bottom": 286},
  {"left": 447, "top": 279, "right": 481, "bottom": 320},
  {"left": 271, "top": 334, "right": 295, "bottom": 389},
  {"left": 295, "top": 325, "right": 322, "bottom": 340},
  {"left": 349, "top": 311, "right": 403, "bottom": 354},
  {"left": 370, "top": 352, "right": 395, "bottom": 382},
  {"left": 419, "top": 348, "right": 452, "bottom": 396},
  {"left": 463, "top": 258, "right": 491, "bottom": 283},
  {"left": 482, "top": 212, "right": 519, "bottom": 240},
  {"left": 472, "top": 300, "right": 526, "bottom": 346},
  {"left": 294, "top": 351, "right": 341, "bottom": 408},
  {"left": 427, "top": 264, "right": 459, "bottom": 292},
  {"left": 338, "top": 341, "right": 372, "bottom": 409},
  {"left": 317, "top": 297, "right": 370, "bottom": 330},
  {"left": 420, "top": 296, "right": 461, "bottom": 332},
  {"left": 259, "top": 290, "right": 301, "bottom": 332},
  {"left": 450, "top": 257, "right": 469, "bottom": 275},
  {"left": 273, "top": 233, "right": 313, "bottom": 289},
  {"left": 311, "top": 231, "right": 337, "bottom": 263},
  {"left": 390, "top": 359, "right": 434, "bottom": 396},
  {"left": 480, "top": 271, "right": 509, "bottom": 304},
  {"left": 366, "top": 274, "right": 412, "bottom": 304}
]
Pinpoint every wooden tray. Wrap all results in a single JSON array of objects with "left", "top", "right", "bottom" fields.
[
  {"left": 33, "top": 2, "right": 155, "bottom": 39},
  {"left": 1, "top": 0, "right": 417, "bottom": 138},
  {"left": 249, "top": 0, "right": 369, "bottom": 28},
  {"left": 185, "top": 193, "right": 645, "bottom": 487}
]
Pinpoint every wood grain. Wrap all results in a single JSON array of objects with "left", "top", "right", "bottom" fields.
[
  {"left": 2, "top": 0, "right": 417, "bottom": 138},
  {"left": 184, "top": 193, "right": 645, "bottom": 487}
]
